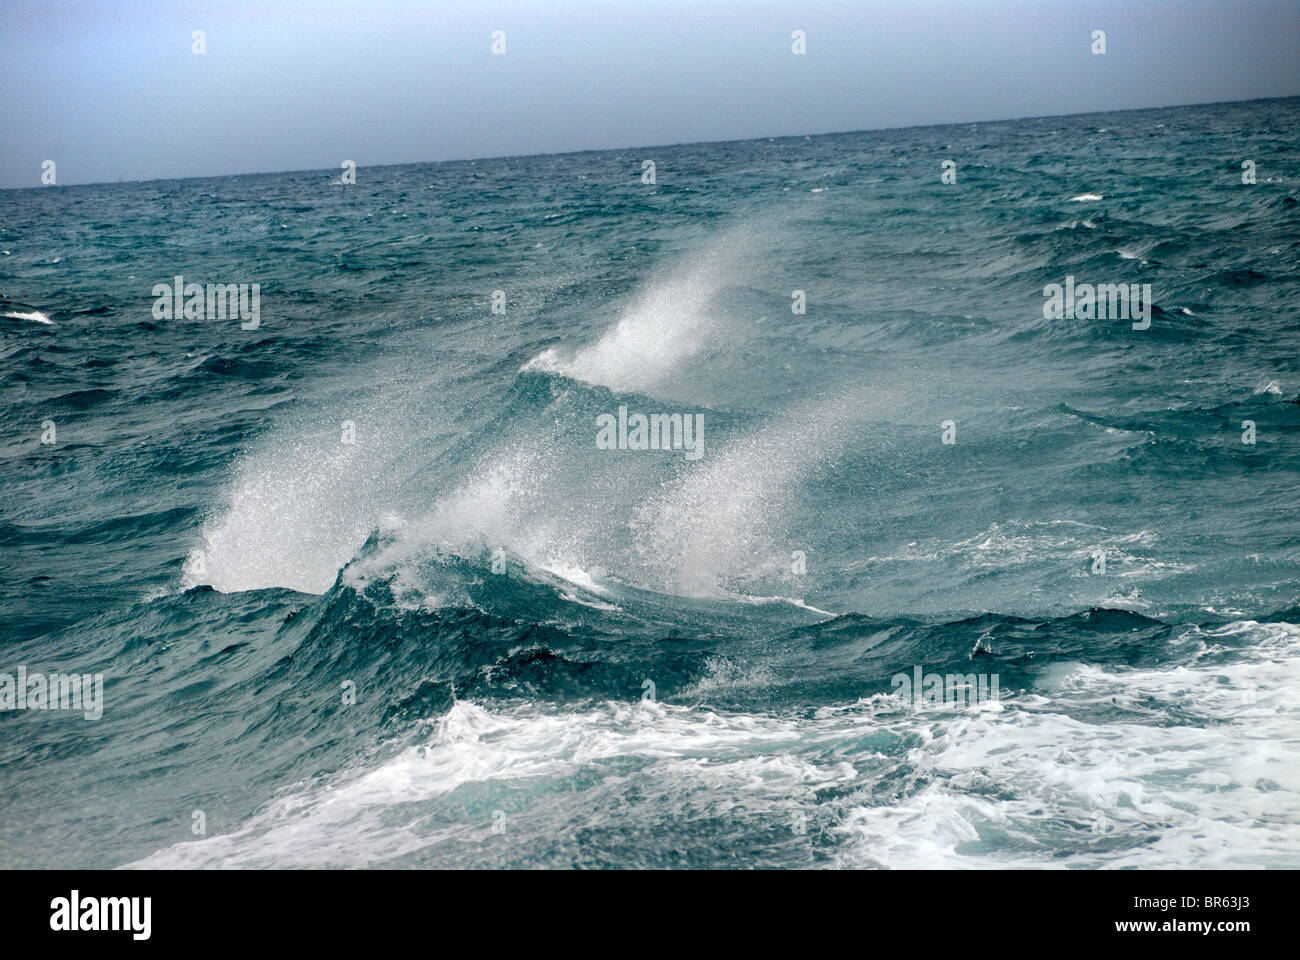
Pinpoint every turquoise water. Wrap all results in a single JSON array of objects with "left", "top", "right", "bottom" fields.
[{"left": 2, "top": 97, "right": 1298, "bottom": 868}]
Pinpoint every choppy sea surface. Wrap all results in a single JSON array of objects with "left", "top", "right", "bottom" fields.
[{"left": 2, "top": 97, "right": 1298, "bottom": 869}]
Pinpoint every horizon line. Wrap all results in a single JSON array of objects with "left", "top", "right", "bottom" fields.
[{"left": 6, "top": 91, "right": 1297, "bottom": 193}]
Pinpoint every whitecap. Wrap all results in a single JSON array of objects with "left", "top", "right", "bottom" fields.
[{"left": 4, "top": 309, "right": 53, "bottom": 325}]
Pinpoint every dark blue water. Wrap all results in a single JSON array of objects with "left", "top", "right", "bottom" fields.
[{"left": 2, "top": 97, "right": 1298, "bottom": 868}]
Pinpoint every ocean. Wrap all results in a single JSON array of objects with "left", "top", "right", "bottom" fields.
[{"left": 2, "top": 96, "right": 1298, "bottom": 869}]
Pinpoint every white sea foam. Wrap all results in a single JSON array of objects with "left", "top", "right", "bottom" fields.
[
  {"left": 1254, "top": 379, "right": 1283, "bottom": 396},
  {"left": 835, "top": 621, "right": 1300, "bottom": 868},
  {"left": 4, "top": 309, "right": 53, "bottom": 325},
  {"left": 859, "top": 521, "right": 1163, "bottom": 574},
  {"left": 129, "top": 698, "right": 858, "bottom": 868},
  {"left": 129, "top": 620, "right": 1300, "bottom": 869}
]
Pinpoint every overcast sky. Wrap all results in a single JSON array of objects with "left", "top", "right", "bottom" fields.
[{"left": 2, "top": 0, "right": 1297, "bottom": 188}]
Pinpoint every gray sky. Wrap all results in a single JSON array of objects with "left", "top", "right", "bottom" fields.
[{"left": 2, "top": 0, "right": 1297, "bottom": 189}]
